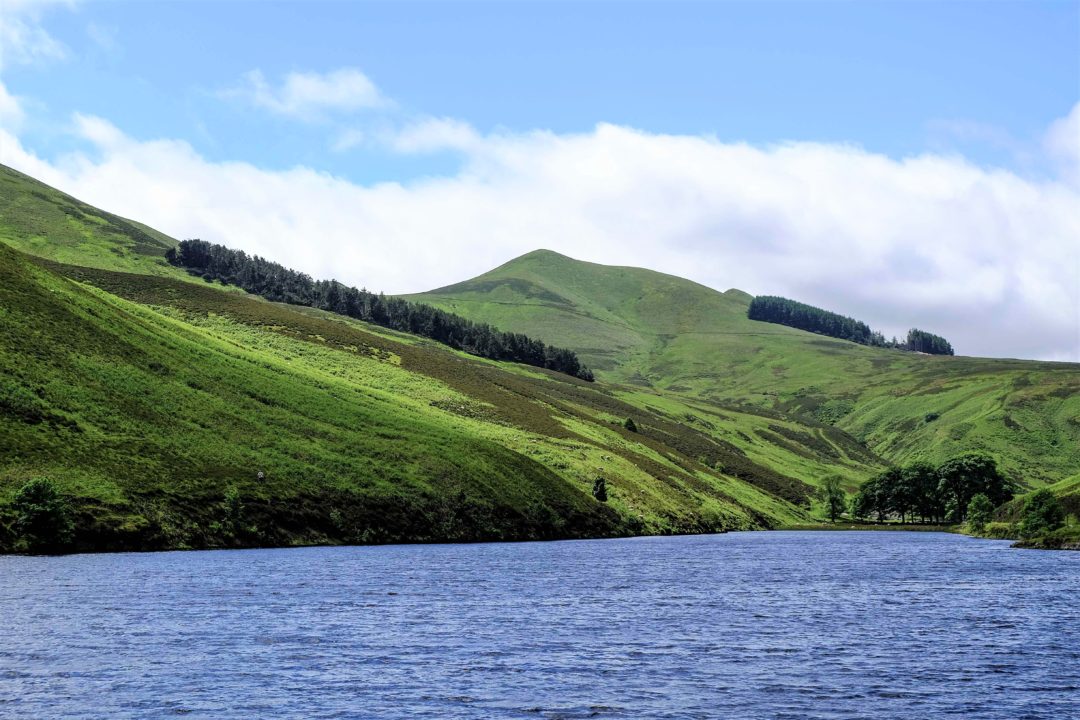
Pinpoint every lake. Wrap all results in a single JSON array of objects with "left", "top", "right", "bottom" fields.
[{"left": 1, "top": 531, "right": 1077, "bottom": 719}]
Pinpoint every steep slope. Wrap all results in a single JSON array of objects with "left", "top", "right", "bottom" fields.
[
  {"left": 410, "top": 250, "right": 1080, "bottom": 485},
  {"left": 0, "top": 164, "right": 181, "bottom": 278}
]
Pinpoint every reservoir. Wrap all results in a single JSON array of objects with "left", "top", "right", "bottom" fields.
[{"left": 1, "top": 531, "right": 1077, "bottom": 719}]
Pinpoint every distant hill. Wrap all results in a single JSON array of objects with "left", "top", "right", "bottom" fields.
[{"left": 409, "top": 250, "right": 1080, "bottom": 484}]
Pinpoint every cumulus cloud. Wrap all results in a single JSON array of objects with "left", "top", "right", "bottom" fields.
[
  {"left": 2, "top": 103, "right": 1078, "bottom": 362},
  {"left": 0, "top": 0, "right": 71, "bottom": 69},
  {"left": 227, "top": 68, "right": 388, "bottom": 120}
]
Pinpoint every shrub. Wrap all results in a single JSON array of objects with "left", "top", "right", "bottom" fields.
[
  {"left": 592, "top": 477, "right": 608, "bottom": 503},
  {"left": 13, "top": 478, "right": 74, "bottom": 554},
  {"left": 623, "top": 417, "right": 638, "bottom": 433}
]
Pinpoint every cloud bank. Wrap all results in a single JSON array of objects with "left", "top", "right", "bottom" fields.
[{"left": 1, "top": 81, "right": 1077, "bottom": 361}]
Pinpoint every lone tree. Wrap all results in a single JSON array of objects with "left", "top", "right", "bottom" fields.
[
  {"left": 966, "top": 493, "right": 994, "bottom": 533},
  {"left": 623, "top": 417, "right": 638, "bottom": 433},
  {"left": 1018, "top": 489, "right": 1065, "bottom": 538},
  {"left": 13, "top": 478, "right": 74, "bottom": 554},
  {"left": 592, "top": 477, "right": 608, "bottom": 502},
  {"left": 821, "top": 476, "right": 847, "bottom": 523}
]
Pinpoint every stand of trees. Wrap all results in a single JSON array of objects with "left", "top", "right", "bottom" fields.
[
  {"left": 904, "top": 328, "right": 954, "bottom": 356},
  {"left": 167, "top": 239, "right": 594, "bottom": 381},
  {"left": 747, "top": 296, "right": 954, "bottom": 355},
  {"left": 851, "top": 454, "right": 1015, "bottom": 523}
]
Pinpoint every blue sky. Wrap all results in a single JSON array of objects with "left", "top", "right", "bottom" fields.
[
  {"left": 1, "top": 1, "right": 1078, "bottom": 361},
  {"left": 8, "top": 1, "right": 1078, "bottom": 182}
]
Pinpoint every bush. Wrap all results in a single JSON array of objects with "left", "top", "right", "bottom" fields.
[
  {"left": 13, "top": 478, "right": 74, "bottom": 554},
  {"left": 592, "top": 477, "right": 608, "bottom": 503},
  {"left": 1018, "top": 489, "right": 1065, "bottom": 538},
  {"left": 623, "top": 417, "right": 638, "bottom": 433}
]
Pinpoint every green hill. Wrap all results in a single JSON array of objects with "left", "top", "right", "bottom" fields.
[
  {"left": 0, "top": 163, "right": 180, "bottom": 277},
  {"left": 409, "top": 250, "right": 1080, "bottom": 485},
  {"left": 3, "top": 164, "right": 858, "bottom": 552},
  {"left": 3, "top": 162, "right": 1076, "bottom": 554}
]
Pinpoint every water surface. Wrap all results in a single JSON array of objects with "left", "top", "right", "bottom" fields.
[{"left": 1, "top": 531, "right": 1077, "bottom": 719}]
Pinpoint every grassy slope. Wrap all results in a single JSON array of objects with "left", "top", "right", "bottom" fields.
[
  {"left": 0, "top": 164, "right": 182, "bottom": 278},
  {"left": 1, "top": 243, "right": 817, "bottom": 550},
  {"left": 3, "top": 160, "right": 1070, "bottom": 554},
  {"left": 3, "top": 163, "right": 847, "bottom": 551},
  {"left": 409, "top": 250, "right": 1080, "bottom": 486}
]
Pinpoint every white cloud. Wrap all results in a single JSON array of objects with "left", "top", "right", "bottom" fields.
[
  {"left": 0, "top": 0, "right": 72, "bottom": 69},
  {"left": 228, "top": 68, "right": 387, "bottom": 120},
  {"left": 333, "top": 117, "right": 481, "bottom": 154},
  {"left": 0, "top": 81, "right": 26, "bottom": 129},
  {"left": 72, "top": 112, "right": 126, "bottom": 148},
  {"left": 385, "top": 117, "right": 482, "bottom": 154},
  {"left": 2, "top": 103, "right": 1079, "bottom": 362},
  {"left": 1044, "top": 102, "right": 1080, "bottom": 187}
]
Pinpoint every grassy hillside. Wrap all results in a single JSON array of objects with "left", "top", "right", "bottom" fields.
[
  {"left": 1047, "top": 473, "right": 1080, "bottom": 518},
  {"left": 1, "top": 230, "right": 837, "bottom": 551},
  {"left": 3, "top": 162, "right": 1074, "bottom": 553},
  {"left": 410, "top": 250, "right": 1080, "bottom": 486},
  {"left": 0, "top": 164, "right": 184, "bottom": 278}
]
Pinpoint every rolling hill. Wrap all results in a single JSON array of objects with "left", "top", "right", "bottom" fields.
[
  {"left": 3, "top": 163, "right": 884, "bottom": 552},
  {"left": 2, "top": 161, "right": 1076, "bottom": 553},
  {"left": 409, "top": 250, "right": 1080, "bottom": 485}
]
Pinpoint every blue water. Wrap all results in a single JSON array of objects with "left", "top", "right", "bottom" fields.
[{"left": 1, "top": 531, "right": 1078, "bottom": 719}]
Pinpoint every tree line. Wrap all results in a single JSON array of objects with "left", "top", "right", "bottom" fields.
[
  {"left": 166, "top": 240, "right": 594, "bottom": 381},
  {"left": 851, "top": 453, "right": 1014, "bottom": 523},
  {"left": 747, "top": 296, "right": 954, "bottom": 355}
]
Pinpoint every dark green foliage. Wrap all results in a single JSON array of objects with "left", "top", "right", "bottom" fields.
[
  {"left": 747, "top": 296, "right": 954, "bottom": 355},
  {"left": 168, "top": 239, "right": 593, "bottom": 381},
  {"left": 853, "top": 455, "right": 1013, "bottom": 524},
  {"left": 748, "top": 295, "right": 878, "bottom": 345},
  {"left": 937, "top": 453, "right": 1014, "bottom": 521},
  {"left": 966, "top": 493, "right": 993, "bottom": 532},
  {"left": 623, "top": 417, "right": 638, "bottom": 433},
  {"left": 224, "top": 486, "right": 244, "bottom": 526},
  {"left": 906, "top": 328, "right": 954, "bottom": 356},
  {"left": 12, "top": 478, "right": 74, "bottom": 554},
  {"left": 1018, "top": 489, "right": 1066, "bottom": 538},
  {"left": 820, "top": 475, "right": 846, "bottom": 523},
  {"left": 592, "top": 477, "right": 608, "bottom": 502}
]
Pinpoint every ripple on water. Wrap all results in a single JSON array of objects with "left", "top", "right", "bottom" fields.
[{"left": 0, "top": 531, "right": 1077, "bottom": 719}]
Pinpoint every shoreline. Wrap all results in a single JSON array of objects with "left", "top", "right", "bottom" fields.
[{"left": 5, "top": 521, "right": 1077, "bottom": 557}]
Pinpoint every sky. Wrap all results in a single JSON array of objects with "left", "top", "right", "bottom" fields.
[{"left": 1, "top": 0, "right": 1078, "bottom": 361}]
